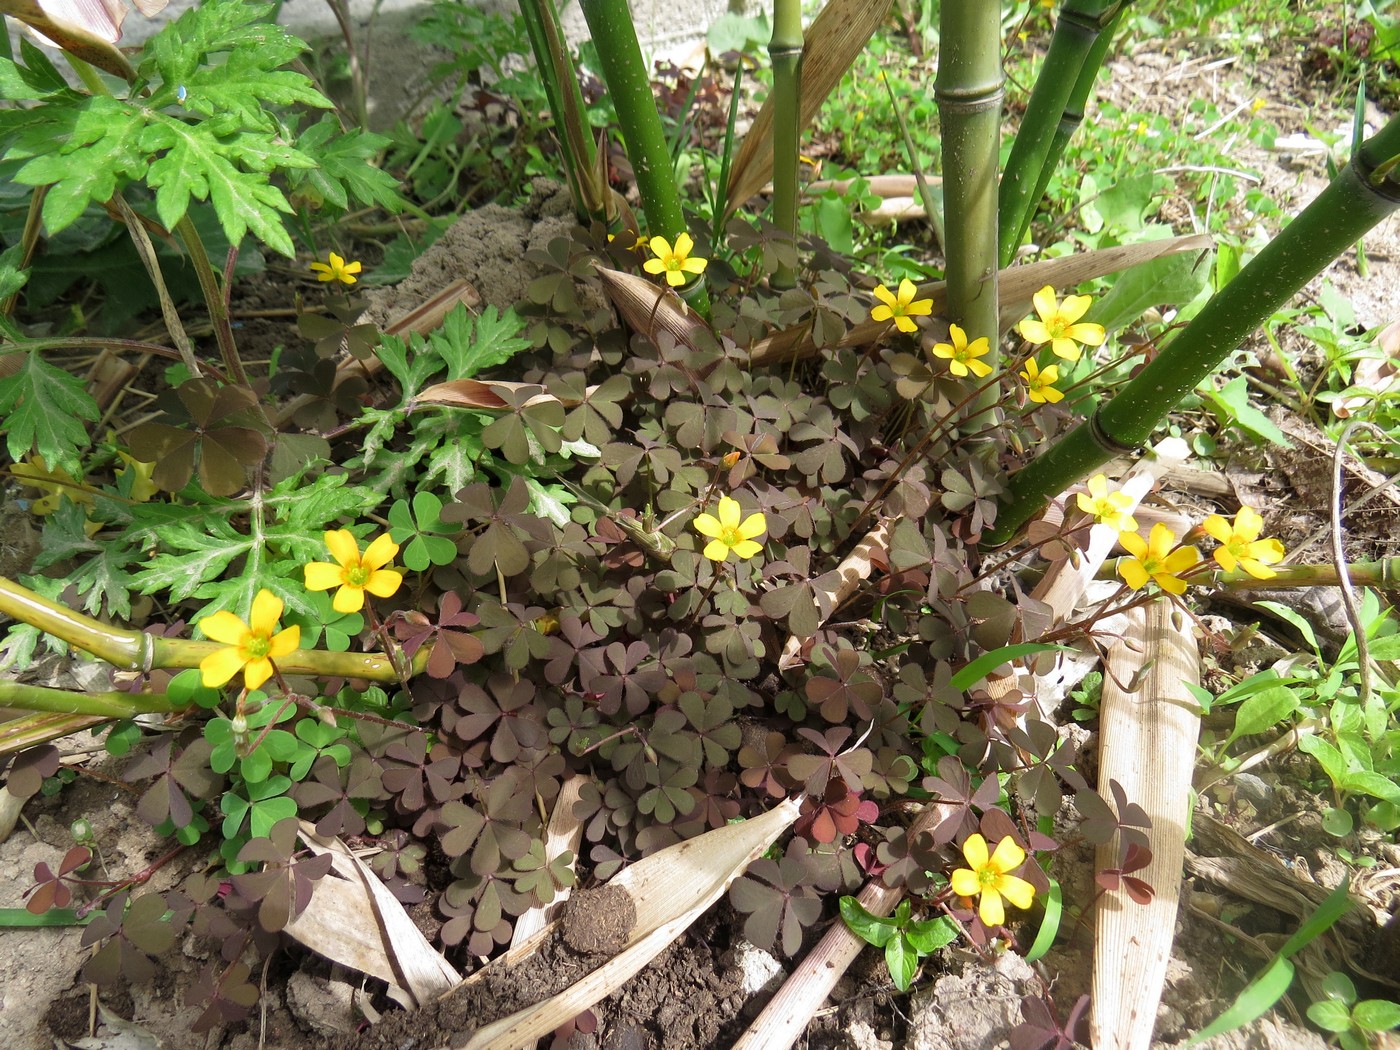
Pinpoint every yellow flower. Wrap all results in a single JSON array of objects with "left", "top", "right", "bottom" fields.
[
  {"left": 12, "top": 455, "right": 91, "bottom": 516},
  {"left": 949, "top": 833, "right": 1036, "bottom": 927},
  {"left": 1118, "top": 523, "right": 1201, "bottom": 595},
  {"left": 1075, "top": 474, "right": 1138, "bottom": 533},
  {"left": 115, "top": 448, "right": 159, "bottom": 504},
  {"left": 1017, "top": 285, "right": 1106, "bottom": 362},
  {"left": 304, "top": 530, "right": 404, "bottom": 613},
  {"left": 1202, "top": 506, "right": 1285, "bottom": 579},
  {"left": 931, "top": 324, "right": 993, "bottom": 378},
  {"left": 643, "top": 233, "right": 707, "bottom": 287},
  {"left": 198, "top": 589, "right": 301, "bottom": 690},
  {"left": 870, "top": 278, "right": 933, "bottom": 334},
  {"left": 309, "top": 252, "right": 362, "bottom": 285},
  {"left": 1019, "top": 357, "right": 1063, "bottom": 404},
  {"left": 692, "top": 496, "right": 767, "bottom": 562}
]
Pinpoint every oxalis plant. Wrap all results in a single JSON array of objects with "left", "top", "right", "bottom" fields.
[{"left": 0, "top": 0, "right": 1398, "bottom": 1040}]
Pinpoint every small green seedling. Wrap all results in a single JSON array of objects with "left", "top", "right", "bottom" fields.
[
  {"left": 840, "top": 896, "right": 959, "bottom": 992},
  {"left": 1307, "top": 971, "right": 1400, "bottom": 1050}
]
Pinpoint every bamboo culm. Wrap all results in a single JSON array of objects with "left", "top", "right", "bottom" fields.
[{"left": 986, "top": 113, "right": 1400, "bottom": 547}]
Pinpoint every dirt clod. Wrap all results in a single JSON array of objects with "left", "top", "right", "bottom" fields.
[{"left": 561, "top": 884, "right": 637, "bottom": 956}]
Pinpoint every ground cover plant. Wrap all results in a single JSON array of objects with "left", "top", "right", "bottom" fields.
[{"left": 1, "top": 0, "right": 1400, "bottom": 1046}]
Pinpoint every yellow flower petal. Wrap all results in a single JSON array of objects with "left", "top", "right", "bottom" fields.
[
  {"left": 1067, "top": 322, "right": 1105, "bottom": 347},
  {"left": 988, "top": 836, "right": 1026, "bottom": 873},
  {"left": 365, "top": 568, "right": 404, "bottom": 598},
  {"left": 1059, "top": 293, "right": 1092, "bottom": 324},
  {"left": 702, "top": 538, "right": 731, "bottom": 561},
  {"left": 249, "top": 589, "right": 284, "bottom": 635},
  {"left": 693, "top": 512, "right": 723, "bottom": 538},
  {"left": 361, "top": 533, "right": 400, "bottom": 571},
  {"left": 200, "top": 611, "right": 249, "bottom": 646},
  {"left": 961, "top": 833, "right": 990, "bottom": 869},
  {"left": 1119, "top": 559, "right": 1151, "bottom": 590},
  {"left": 243, "top": 658, "right": 275, "bottom": 691},
  {"left": 673, "top": 232, "right": 694, "bottom": 257},
  {"left": 1202, "top": 515, "right": 1232, "bottom": 544},
  {"left": 332, "top": 586, "right": 365, "bottom": 613},
  {"left": 731, "top": 539, "right": 763, "bottom": 560},
  {"left": 871, "top": 304, "right": 895, "bottom": 323},
  {"left": 873, "top": 284, "right": 898, "bottom": 310},
  {"left": 324, "top": 529, "right": 360, "bottom": 568},
  {"left": 304, "top": 562, "right": 344, "bottom": 592},
  {"left": 716, "top": 496, "right": 742, "bottom": 531},
  {"left": 268, "top": 625, "right": 300, "bottom": 659},
  {"left": 200, "top": 648, "right": 247, "bottom": 688},
  {"left": 999, "top": 874, "right": 1037, "bottom": 911},
  {"left": 1018, "top": 318, "right": 1050, "bottom": 344},
  {"left": 1031, "top": 286, "right": 1058, "bottom": 320},
  {"left": 736, "top": 513, "right": 768, "bottom": 541},
  {"left": 1235, "top": 506, "right": 1264, "bottom": 538},
  {"left": 978, "top": 888, "right": 1006, "bottom": 927},
  {"left": 949, "top": 869, "right": 981, "bottom": 897}
]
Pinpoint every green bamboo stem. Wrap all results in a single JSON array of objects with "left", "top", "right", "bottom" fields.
[
  {"left": 985, "top": 114, "right": 1400, "bottom": 547},
  {"left": 577, "top": 0, "right": 710, "bottom": 315},
  {"left": 998, "top": 0, "right": 1120, "bottom": 267},
  {"left": 768, "top": 0, "right": 804, "bottom": 289},
  {"left": 518, "top": 0, "right": 611, "bottom": 223},
  {"left": 1097, "top": 559, "right": 1400, "bottom": 590},
  {"left": 0, "top": 681, "right": 183, "bottom": 718},
  {"left": 1020, "top": 5, "right": 1127, "bottom": 246},
  {"left": 0, "top": 713, "right": 108, "bottom": 755},
  {"left": 0, "top": 575, "right": 428, "bottom": 682},
  {"left": 935, "top": 0, "right": 1003, "bottom": 415}
]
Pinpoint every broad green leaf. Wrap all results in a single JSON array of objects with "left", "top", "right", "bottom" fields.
[
  {"left": 949, "top": 643, "right": 1066, "bottom": 693},
  {"left": 1225, "top": 685, "right": 1298, "bottom": 746},
  {"left": 1202, "top": 376, "right": 1291, "bottom": 447},
  {"left": 1254, "top": 601, "right": 1319, "bottom": 656},
  {"left": 1088, "top": 242, "right": 1213, "bottom": 334},
  {"left": 839, "top": 896, "right": 896, "bottom": 948},
  {"left": 904, "top": 915, "right": 959, "bottom": 954},
  {"left": 1340, "top": 772, "right": 1400, "bottom": 805},
  {"left": 1353, "top": 999, "right": 1400, "bottom": 1033},
  {"left": 884, "top": 935, "right": 917, "bottom": 992},
  {"left": 1305, "top": 1000, "right": 1351, "bottom": 1034},
  {"left": 0, "top": 352, "right": 99, "bottom": 474},
  {"left": 1298, "top": 734, "right": 1349, "bottom": 787}
]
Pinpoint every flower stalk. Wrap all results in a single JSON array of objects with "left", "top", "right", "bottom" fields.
[{"left": 986, "top": 112, "right": 1400, "bottom": 546}]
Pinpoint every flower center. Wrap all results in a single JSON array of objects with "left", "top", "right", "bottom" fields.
[
  {"left": 719, "top": 526, "right": 742, "bottom": 547},
  {"left": 346, "top": 564, "right": 372, "bottom": 587},
  {"left": 243, "top": 633, "right": 272, "bottom": 660},
  {"left": 665, "top": 256, "right": 682, "bottom": 271},
  {"left": 978, "top": 867, "right": 999, "bottom": 889}
]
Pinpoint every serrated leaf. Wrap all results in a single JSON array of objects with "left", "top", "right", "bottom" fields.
[
  {"left": 140, "top": 118, "right": 296, "bottom": 255},
  {"left": 0, "top": 353, "right": 99, "bottom": 474},
  {"left": 294, "top": 117, "right": 403, "bottom": 212},
  {"left": 434, "top": 304, "right": 531, "bottom": 381},
  {"left": 179, "top": 54, "right": 330, "bottom": 128}
]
